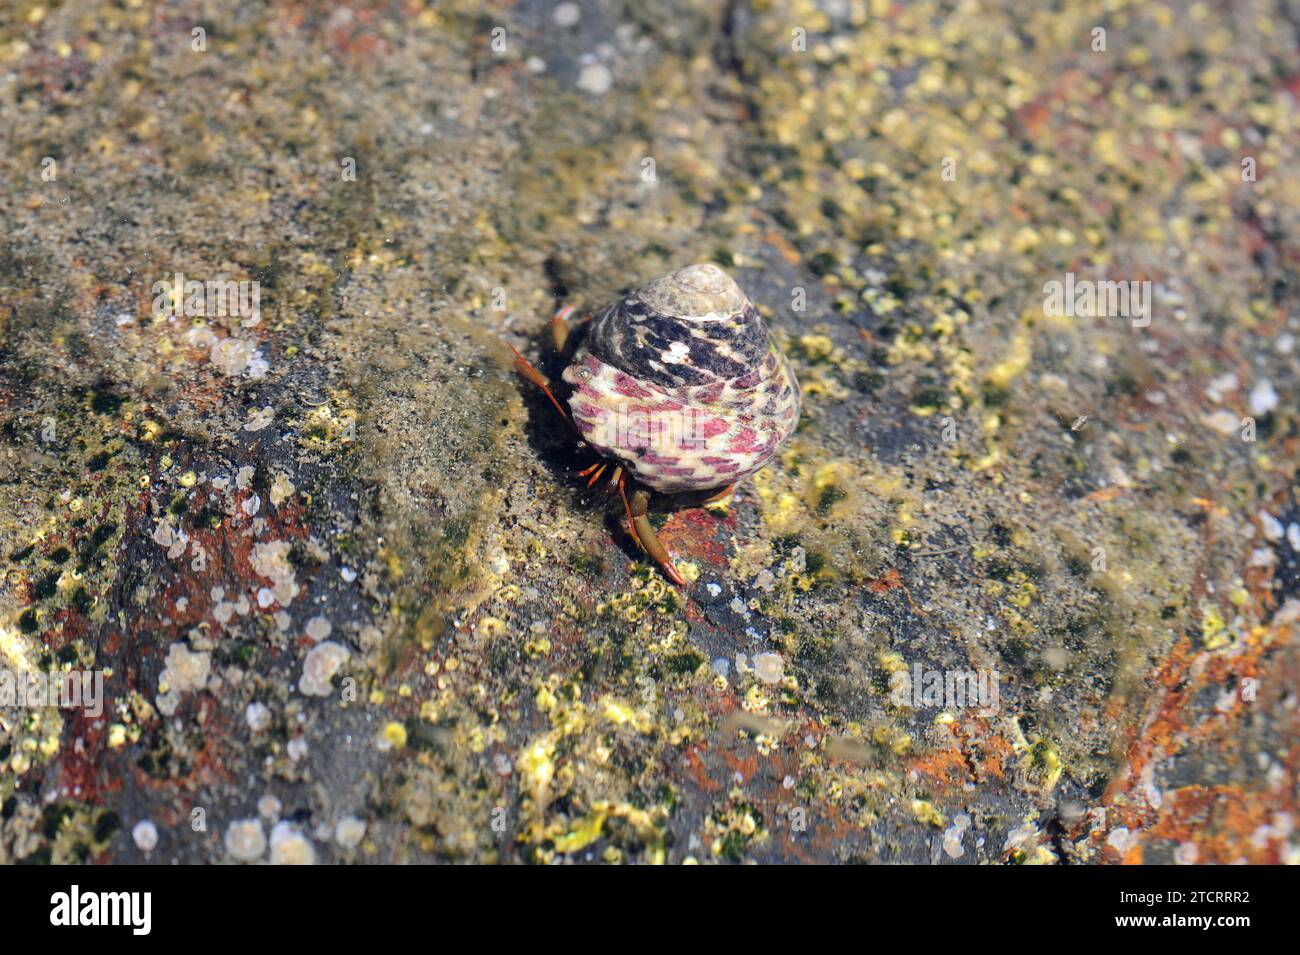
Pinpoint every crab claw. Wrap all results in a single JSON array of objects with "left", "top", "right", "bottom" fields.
[
  {"left": 620, "top": 477, "right": 686, "bottom": 587},
  {"left": 551, "top": 305, "right": 576, "bottom": 353}
]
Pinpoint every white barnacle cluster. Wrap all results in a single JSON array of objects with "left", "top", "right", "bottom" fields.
[
  {"left": 150, "top": 518, "right": 189, "bottom": 560},
  {"left": 269, "top": 821, "right": 317, "bottom": 865},
  {"left": 155, "top": 641, "right": 212, "bottom": 716},
  {"left": 305, "top": 615, "right": 333, "bottom": 642},
  {"left": 210, "top": 586, "right": 251, "bottom": 625},
  {"left": 224, "top": 818, "right": 266, "bottom": 862},
  {"left": 243, "top": 406, "right": 275, "bottom": 432},
  {"left": 299, "top": 641, "right": 349, "bottom": 697},
  {"left": 223, "top": 813, "right": 362, "bottom": 864},
  {"left": 250, "top": 539, "right": 300, "bottom": 605},
  {"left": 183, "top": 324, "right": 269, "bottom": 379}
]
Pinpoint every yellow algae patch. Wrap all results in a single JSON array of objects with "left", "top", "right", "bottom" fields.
[
  {"left": 876, "top": 649, "right": 908, "bottom": 674},
  {"left": 1029, "top": 740, "right": 1063, "bottom": 794},
  {"left": 474, "top": 616, "right": 506, "bottom": 639},
  {"left": 552, "top": 807, "right": 609, "bottom": 854},
  {"left": 1201, "top": 604, "right": 1232, "bottom": 650},
  {"left": 984, "top": 331, "right": 1032, "bottom": 390},
  {"left": 601, "top": 697, "right": 653, "bottom": 733},
  {"left": 806, "top": 459, "right": 853, "bottom": 515},
  {"left": 518, "top": 736, "right": 557, "bottom": 796},
  {"left": 380, "top": 721, "right": 407, "bottom": 750},
  {"left": 542, "top": 802, "right": 665, "bottom": 864},
  {"left": 797, "top": 333, "right": 835, "bottom": 361},
  {"left": 751, "top": 467, "right": 803, "bottom": 536},
  {"left": 970, "top": 445, "right": 1003, "bottom": 473},
  {"left": 912, "top": 799, "right": 945, "bottom": 827}
]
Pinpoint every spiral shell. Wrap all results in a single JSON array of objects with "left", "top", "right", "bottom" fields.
[{"left": 561, "top": 263, "right": 800, "bottom": 493}]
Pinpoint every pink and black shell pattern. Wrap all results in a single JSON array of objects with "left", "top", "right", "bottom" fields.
[{"left": 561, "top": 263, "right": 801, "bottom": 493}]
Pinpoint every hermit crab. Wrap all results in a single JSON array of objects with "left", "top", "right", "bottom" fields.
[{"left": 508, "top": 263, "right": 800, "bottom": 585}]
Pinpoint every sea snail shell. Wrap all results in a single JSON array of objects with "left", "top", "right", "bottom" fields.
[{"left": 561, "top": 263, "right": 801, "bottom": 493}]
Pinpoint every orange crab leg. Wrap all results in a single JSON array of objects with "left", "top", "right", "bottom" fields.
[
  {"left": 585, "top": 462, "right": 608, "bottom": 487},
  {"left": 506, "top": 341, "right": 578, "bottom": 434},
  {"left": 617, "top": 470, "right": 642, "bottom": 549},
  {"left": 618, "top": 471, "right": 685, "bottom": 587}
]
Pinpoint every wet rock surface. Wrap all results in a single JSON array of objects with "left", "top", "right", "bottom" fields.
[{"left": 1, "top": 0, "right": 1297, "bottom": 863}]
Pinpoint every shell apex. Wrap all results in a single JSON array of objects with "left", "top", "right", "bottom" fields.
[{"left": 636, "top": 263, "right": 747, "bottom": 322}]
